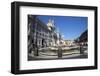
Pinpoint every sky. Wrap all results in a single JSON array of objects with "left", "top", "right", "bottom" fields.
[{"left": 36, "top": 15, "right": 87, "bottom": 40}]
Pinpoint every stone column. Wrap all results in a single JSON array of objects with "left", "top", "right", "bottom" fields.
[{"left": 58, "top": 47, "right": 62, "bottom": 58}]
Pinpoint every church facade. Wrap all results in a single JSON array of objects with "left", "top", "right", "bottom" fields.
[{"left": 28, "top": 15, "right": 61, "bottom": 53}]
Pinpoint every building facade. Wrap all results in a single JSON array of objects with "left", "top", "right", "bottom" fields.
[{"left": 28, "top": 15, "right": 61, "bottom": 53}]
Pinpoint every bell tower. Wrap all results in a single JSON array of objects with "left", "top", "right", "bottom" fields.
[{"left": 47, "top": 19, "right": 55, "bottom": 31}]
